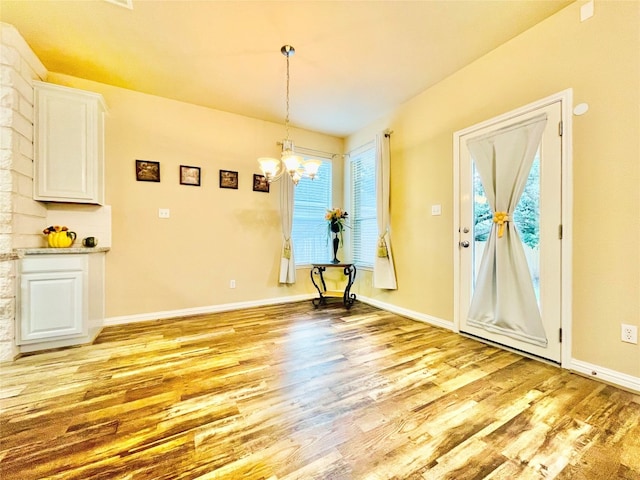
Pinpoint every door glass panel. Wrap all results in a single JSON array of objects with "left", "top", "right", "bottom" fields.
[
  {"left": 514, "top": 152, "right": 540, "bottom": 302},
  {"left": 472, "top": 166, "right": 490, "bottom": 288},
  {"left": 472, "top": 151, "right": 541, "bottom": 302}
]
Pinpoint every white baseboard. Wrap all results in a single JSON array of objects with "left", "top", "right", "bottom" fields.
[
  {"left": 104, "top": 295, "right": 638, "bottom": 395},
  {"left": 570, "top": 359, "right": 640, "bottom": 394},
  {"left": 358, "top": 295, "right": 455, "bottom": 331},
  {"left": 104, "top": 294, "right": 315, "bottom": 326},
  {"left": 358, "top": 297, "right": 639, "bottom": 394},
  {"left": 105, "top": 294, "right": 454, "bottom": 330}
]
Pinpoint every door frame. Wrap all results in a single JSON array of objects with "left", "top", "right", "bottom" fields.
[{"left": 453, "top": 89, "right": 573, "bottom": 368}]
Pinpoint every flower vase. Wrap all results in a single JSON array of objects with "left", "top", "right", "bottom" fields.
[
  {"left": 332, "top": 234, "right": 340, "bottom": 264},
  {"left": 330, "top": 220, "right": 341, "bottom": 263}
]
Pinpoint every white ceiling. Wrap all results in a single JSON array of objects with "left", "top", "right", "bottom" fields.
[{"left": 1, "top": 0, "right": 572, "bottom": 137}]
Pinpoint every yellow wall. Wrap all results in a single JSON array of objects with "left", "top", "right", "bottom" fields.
[
  {"left": 46, "top": 73, "right": 343, "bottom": 318},
  {"left": 347, "top": 1, "right": 639, "bottom": 377},
  {"left": 45, "top": 1, "right": 639, "bottom": 378}
]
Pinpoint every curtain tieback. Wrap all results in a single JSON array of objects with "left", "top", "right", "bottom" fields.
[
  {"left": 283, "top": 238, "right": 291, "bottom": 259},
  {"left": 377, "top": 235, "right": 388, "bottom": 258},
  {"left": 493, "top": 212, "right": 509, "bottom": 238}
]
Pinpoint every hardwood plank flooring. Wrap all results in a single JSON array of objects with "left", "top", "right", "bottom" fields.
[{"left": 1, "top": 301, "right": 638, "bottom": 479}]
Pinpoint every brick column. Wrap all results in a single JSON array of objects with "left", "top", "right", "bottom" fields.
[{"left": 0, "top": 23, "right": 47, "bottom": 361}]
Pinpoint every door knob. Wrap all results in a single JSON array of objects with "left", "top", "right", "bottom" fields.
[{"left": 460, "top": 241, "right": 470, "bottom": 248}]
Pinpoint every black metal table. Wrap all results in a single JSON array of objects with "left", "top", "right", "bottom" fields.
[{"left": 310, "top": 263, "right": 357, "bottom": 309}]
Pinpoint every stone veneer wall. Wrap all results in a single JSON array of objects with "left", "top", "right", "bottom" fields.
[{"left": 0, "top": 23, "right": 47, "bottom": 361}]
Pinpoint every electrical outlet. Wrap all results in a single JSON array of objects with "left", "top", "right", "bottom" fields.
[
  {"left": 229, "top": 280, "right": 236, "bottom": 289},
  {"left": 158, "top": 208, "right": 170, "bottom": 219},
  {"left": 621, "top": 324, "right": 638, "bottom": 344}
]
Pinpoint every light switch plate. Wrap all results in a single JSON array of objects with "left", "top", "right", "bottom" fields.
[{"left": 431, "top": 204, "right": 442, "bottom": 216}]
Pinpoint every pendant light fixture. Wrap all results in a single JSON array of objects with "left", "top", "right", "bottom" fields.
[{"left": 257, "top": 45, "right": 321, "bottom": 185}]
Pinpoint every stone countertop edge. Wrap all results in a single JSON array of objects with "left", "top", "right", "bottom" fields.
[{"left": 14, "top": 246, "right": 111, "bottom": 257}]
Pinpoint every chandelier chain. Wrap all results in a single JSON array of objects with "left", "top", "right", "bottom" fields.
[
  {"left": 285, "top": 52, "right": 290, "bottom": 142},
  {"left": 257, "top": 44, "right": 321, "bottom": 185}
]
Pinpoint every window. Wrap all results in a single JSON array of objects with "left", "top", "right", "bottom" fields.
[
  {"left": 291, "top": 158, "right": 332, "bottom": 265},
  {"left": 351, "top": 144, "right": 377, "bottom": 267}
]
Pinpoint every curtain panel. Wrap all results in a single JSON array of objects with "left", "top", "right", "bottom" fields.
[
  {"left": 467, "top": 114, "right": 548, "bottom": 346},
  {"left": 278, "top": 175, "right": 296, "bottom": 283},
  {"left": 373, "top": 131, "right": 397, "bottom": 289}
]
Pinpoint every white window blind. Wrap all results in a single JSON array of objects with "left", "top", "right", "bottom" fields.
[
  {"left": 292, "top": 158, "right": 332, "bottom": 265},
  {"left": 351, "top": 144, "right": 377, "bottom": 267}
]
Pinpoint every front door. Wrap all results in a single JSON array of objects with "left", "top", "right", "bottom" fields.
[{"left": 457, "top": 100, "right": 563, "bottom": 363}]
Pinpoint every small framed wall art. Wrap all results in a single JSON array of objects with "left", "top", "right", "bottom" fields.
[
  {"left": 136, "top": 160, "right": 160, "bottom": 182},
  {"left": 253, "top": 174, "right": 269, "bottom": 193},
  {"left": 219, "top": 170, "right": 238, "bottom": 189},
  {"left": 180, "top": 165, "right": 201, "bottom": 186}
]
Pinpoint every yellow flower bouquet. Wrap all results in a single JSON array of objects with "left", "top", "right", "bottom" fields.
[{"left": 325, "top": 208, "right": 348, "bottom": 236}]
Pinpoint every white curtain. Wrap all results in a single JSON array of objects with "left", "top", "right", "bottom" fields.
[
  {"left": 278, "top": 175, "right": 296, "bottom": 283},
  {"left": 467, "top": 114, "right": 547, "bottom": 346},
  {"left": 373, "top": 131, "right": 397, "bottom": 289}
]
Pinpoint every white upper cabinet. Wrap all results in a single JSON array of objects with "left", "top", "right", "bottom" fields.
[{"left": 34, "top": 81, "right": 106, "bottom": 205}]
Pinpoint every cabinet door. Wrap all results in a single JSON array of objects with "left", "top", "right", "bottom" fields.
[
  {"left": 18, "top": 269, "right": 87, "bottom": 344},
  {"left": 34, "top": 82, "right": 105, "bottom": 204}
]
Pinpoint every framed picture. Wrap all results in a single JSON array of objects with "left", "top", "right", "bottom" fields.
[
  {"left": 253, "top": 174, "right": 269, "bottom": 193},
  {"left": 136, "top": 160, "right": 160, "bottom": 182},
  {"left": 180, "top": 165, "right": 201, "bottom": 186},
  {"left": 219, "top": 170, "right": 238, "bottom": 189}
]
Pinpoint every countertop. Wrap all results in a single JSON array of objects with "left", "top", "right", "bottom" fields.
[{"left": 14, "top": 247, "right": 110, "bottom": 257}]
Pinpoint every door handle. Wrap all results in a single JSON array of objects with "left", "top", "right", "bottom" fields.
[{"left": 460, "top": 241, "right": 470, "bottom": 248}]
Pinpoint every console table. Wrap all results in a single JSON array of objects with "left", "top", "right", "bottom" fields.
[{"left": 310, "top": 263, "right": 357, "bottom": 309}]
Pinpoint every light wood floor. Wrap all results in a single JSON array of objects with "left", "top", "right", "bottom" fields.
[{"left": 1, "top": 301, "right": 639, "bottom": 479}]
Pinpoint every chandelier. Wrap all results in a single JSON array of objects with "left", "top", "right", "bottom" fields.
[{"left": 257, "top": 45, "right": 321, "bottom": 185}]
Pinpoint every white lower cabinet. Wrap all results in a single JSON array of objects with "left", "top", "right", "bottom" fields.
[
  {"left": 20, "top": 268, "right": 86, "bottom": 342},
  {"left": 17, "top": 253, "right": 104, "bottom": 351}
]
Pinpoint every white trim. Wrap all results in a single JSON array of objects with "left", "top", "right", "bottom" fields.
[
  {"left": 106, "top": 293, "right": 638, "bottom": 394},
  {"left": 570, "top": 359, "right": 640, "bottom": 394},
  {"left": 358, "top": 295, "right": 454, "bottom": 331},
  {"left": 295, "top": 145, "right": 338, "bottom": 160},
  {"left": 17, "top": 327, "right": 101, "bottom": 355},
  {"left": 459, "top": 332, "right": 559, "bottom": 367},
  {"left": 453, "top": 119, "right": 462, "bottom": 333},
  {"left": 104, "top": 294, "right": 315, "bottom": 326},
  {"left": 359, "top": 297, "right": 637, "bottom": 394},
  {"left": 347, "top": 139, "right": 375, "bottom": 158},
  {"left": 452, "top": 89, "right": 573, "bottom": 368},
  {"left": 559, "top": 90, "right": 574, "bottom": 370}
]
